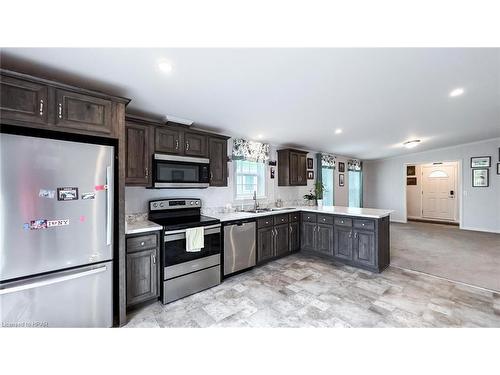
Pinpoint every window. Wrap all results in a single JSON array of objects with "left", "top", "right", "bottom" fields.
[
  {"left": 321, "top": 167, "right": 334, "bottom": 205},
  {"left": 234, "top": 160, "right": 266, "bottom": 199},
  {"left": 348, "top": 170, "right": 363, "bottom": 208},
  {"left": 429, "top": 170, "right": 448, "bottom": 178}
]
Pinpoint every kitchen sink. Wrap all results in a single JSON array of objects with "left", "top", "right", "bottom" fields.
[
  {"left": 270, "top": 207, "right": 295, "bottom": 211},
  {"left": 243, "top": 208, "right": 272, "bottom": 213}
]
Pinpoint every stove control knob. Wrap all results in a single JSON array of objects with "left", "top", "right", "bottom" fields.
[
  {"left": 190, "top": 201, "right": 194, "bottom": 205},
  {"left": 195, "top": 201, "right": 199, "bottom": 205},
  {"left": 160, "top": 203, "right": 164, "bottom": 208},
  {"left": 153, "top": 203, "right": 158, "bottom": 208}
]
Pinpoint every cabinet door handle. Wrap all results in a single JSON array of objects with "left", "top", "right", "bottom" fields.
[
  {"left": 210, "top": 171, "right": 213, "bottom": 180},
  {"left": 152, "top": 254, "right": 156, "bottom": 264},
  {"left": 186, "top": 142, "right": 190, "bottom": 151},
  {"left": 348, "top": 231, "right": 352, "bottom": 238},
  {"left": 145, "top": 167, "right": 149, "bottom": 178},
  {"left": 140, "top": 241, "right": 145, "bottom": 246},
  {"left": 58, "top": 103, "right": 63, "bottom": 119},
  {"left": 175, "top": 139, "right": 179, "bottom": 150},
  {"left": 39, "top": 99, "right": 44, "bottom": 115},
  {"left": 289, "top": 225, "right": 293, "bottom": 234},
  {"left": 354, "top": 232, "right": 358, "bottom": 239}
]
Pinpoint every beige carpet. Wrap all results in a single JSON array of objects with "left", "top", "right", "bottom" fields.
[{"left": 391, "top": 221, "right": 500, "bottom": 291}]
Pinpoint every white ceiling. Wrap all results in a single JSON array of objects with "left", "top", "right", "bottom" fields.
[{"left": 1, "top": 48, "right": 499, "bottom": 159}]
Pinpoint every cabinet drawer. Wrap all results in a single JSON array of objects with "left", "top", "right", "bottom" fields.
[
  {"left": 353, "top": 219, "right": 375, "bottom": 231},
  {"left": 301, "top": 213, "right": 317, "bottom": 223},
  {"left": 334, "top": 217, "right": 352, "bottom": 227},
  {"left": 126, "top": 234, "right": 158, "bottom": 252},
  {"left": 289, "top": 212, "right": 300, "bottom": 222},
  {"left": 317, "top": 214, "right": 334, "bottom": 225},
  {"left": 274, "top": 214, "right": 289, "bottom": 225},
  {"left": 257, "top": 217, "right": 274, "bottom": 228}
]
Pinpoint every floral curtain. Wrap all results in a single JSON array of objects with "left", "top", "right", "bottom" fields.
[
  {"left": 232, "top": 138, "right": 270, "bottom": 163},
  {"left": 321, "top": 153, "right": 336, "bottom": 169},
  {"left": 347, "top": 159, "right": 362, "bottom": 171}
]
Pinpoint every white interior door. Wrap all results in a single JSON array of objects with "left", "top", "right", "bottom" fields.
[{"left": 421, "top": 164, "right": 457, "bottom": 221}]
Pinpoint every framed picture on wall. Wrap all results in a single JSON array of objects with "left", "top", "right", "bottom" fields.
[
  {"left": 307, "top": 158, "right": 313, "bottom": 169},
  {"left": 407, "top": 177, "right": 417, "bottom": 185},
  {"left": 470, "top": 156, "right": 491, "bottom": 168},
  {"left": 307, "top": 171, "right": 314, "bottom": 180},
  {"left": 406, "top": 165, "right": 416, "bottom": 176},
  {"left": 339, "top": 173, "right": 344, "bottom": 186},
  {"left": 472, "top": 168, "right": 489, "bottom": 187},
  {"left": 338, "top": 162, "right": 345, "bottom": 172}
]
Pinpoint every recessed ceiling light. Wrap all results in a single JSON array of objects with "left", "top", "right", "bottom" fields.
[
  {"left": 449, "top": 87, "right": 465, "bottom": 97},
  {"left": 335, "top": 129, "right": 343, "bottom": 135},
  {"left": 157, "top": 60, "right": 173, "bottom": 73},
  {"left": 257, "top": 134, "right": 263, "bottom": 139},
  {"left": 403, "top": 139, "right": 421, "bottom": 149}
]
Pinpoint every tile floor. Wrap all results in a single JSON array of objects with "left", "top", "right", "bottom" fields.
[
  {"left": 125, "top": 254, "right": 500, "bottom": 328},
  {"left": 391, "top": 221, "right": 500, "bottom": 291}
]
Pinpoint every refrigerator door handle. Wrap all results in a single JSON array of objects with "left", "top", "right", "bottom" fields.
[
  {"left": 106, "top": 166, "right": 112, "bottom": 246},
  {"left": 0, "top": 265, "right": 108, "bottom": 295}
]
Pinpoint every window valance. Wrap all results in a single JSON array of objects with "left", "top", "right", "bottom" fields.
[
  {"left": 347, "top": 159, "right": 362, "bottom": 171},
  {"left": 232, "top": 138, "right": 270, "bottom": 163},
  {"left": 320, "top": 153, "right": 336, "bottom": 169}
]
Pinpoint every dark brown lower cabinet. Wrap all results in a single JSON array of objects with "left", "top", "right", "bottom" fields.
[
  {"left": 289, "top": 221, "right": 300, "bottom": 252},
  {"left": 352, "top": 229, "right": 376, "bottom": 267},
  {"left": 257, "top": 217, "right": 291, "bottom": 263},
  {"left": 257, "top": 226, "right": 274, "bottom": 263},
  {"left": 333, "top": 226, "right": 353, "bottom": 261},
  {"left": 126, "top": 233, "right": 160, "bottom": 307},
  {"left": 301, "top": 216, "right": 334, "bottom": 255},
  {"left": 301, "top": 221, "right": 316, "bottom": 252},
  {"left": 274, "top": 224, "right": 290, "bottom": 257},
  {"left": 316, "top": 224, "right": 334, "bottom": 255}
]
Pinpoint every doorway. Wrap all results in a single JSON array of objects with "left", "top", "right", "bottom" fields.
[{"left": 406, "top": 161, "right": 459, "bottom": 224}]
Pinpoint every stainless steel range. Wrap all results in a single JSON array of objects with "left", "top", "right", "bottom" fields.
[{"left": 148, "top": 198, "right": 221, "bottom": 304}]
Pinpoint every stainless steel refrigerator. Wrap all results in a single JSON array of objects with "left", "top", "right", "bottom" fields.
[{"left": 0, "top": 133, "right": 114, "bottom": 327}]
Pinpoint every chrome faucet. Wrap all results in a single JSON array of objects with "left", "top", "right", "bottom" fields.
[{"left": 253, "top": 190, "right": 259, "bottom": 211}]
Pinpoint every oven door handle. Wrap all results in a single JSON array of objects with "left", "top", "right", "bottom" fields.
[{"left": 164, "top": 225, "right": 221, "bottom": 242}]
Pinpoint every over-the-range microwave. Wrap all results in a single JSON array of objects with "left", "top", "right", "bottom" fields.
[{"left": 152, "top": 154, "right": 210, "bottom": 188}]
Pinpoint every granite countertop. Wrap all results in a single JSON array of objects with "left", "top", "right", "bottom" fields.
[
  {"left": 125, "top": 214, "right": 162, "bottom": 235},
  {"left": 209, "top": 205, "right": 393, "bottom": 222}
]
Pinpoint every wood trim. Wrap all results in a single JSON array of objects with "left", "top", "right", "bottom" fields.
[{"left": 0, "top": 68, "right": 131, "bottom": 104}]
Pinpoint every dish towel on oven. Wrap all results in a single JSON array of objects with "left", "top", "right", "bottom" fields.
[{"left": 185, "top": 227, "right": 205, "bottom": 252}]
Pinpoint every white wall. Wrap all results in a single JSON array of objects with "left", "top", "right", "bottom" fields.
[
  {"left": 125, "top": 143, "right": 317, "bottom": 214},
  {"left": 334, "top": 155, "right": 349, "bottom": 206},
  {"left": 363, "top": 138, "right": 500, "bottom": 233},
  {"left": 406, "top": 164, "right": 422, "bottom": 218}
]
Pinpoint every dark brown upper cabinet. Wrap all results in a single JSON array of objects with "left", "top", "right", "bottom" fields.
[
  {"left": 54, "top": 89, "right": 113, "bottom": 135},
  {"left": 0, "top": 75, "right": 49, "bottom": 125},
  {"left": 208, "top": 136, "right": 228, "bottom": 186},
  {"left": 184, "top": 131, "right": 208, "bottom": 157},
  {"left": 125, "top": 119, "right": 152, "bottom": 186},
  {"left": 277, "top": 149, "right": 308, "bottom": 186},
  {"left": 155, "top": 126, "right": 183, "bottom": 155},
  {"left": 0, "top": 69, "right": 130, "bottom": 139}
]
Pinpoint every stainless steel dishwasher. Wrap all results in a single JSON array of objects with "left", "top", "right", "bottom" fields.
[{"left": 223, "top": 220, "right": 256, "bottom": 276}]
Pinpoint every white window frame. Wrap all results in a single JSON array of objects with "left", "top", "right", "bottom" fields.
[{"left": 233, "top": 159, "right": 267, "bottom": 201}]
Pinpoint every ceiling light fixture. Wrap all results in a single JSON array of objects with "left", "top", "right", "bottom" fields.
[
  {"left": 403, "top": 139, "right": 421, "bottom": 149},
  {"left": 335, "top": 129, "right": 343, "bottom": 135},
  {"left": 257, "top": 134, "right": 263, "bottom": 139},
  {"left": 157, "top": 60, "right": 173, "bottom": 73},
  {"left": 449, "top": 87, "right": 465, "bottom": 97}
]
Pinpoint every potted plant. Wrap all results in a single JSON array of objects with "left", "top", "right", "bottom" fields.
[
  {"left": 303, "top": 191, "right": 316, "bottom": 206},
  {"left": 314, "top": 181, "right": 326, "bottom": 208}
]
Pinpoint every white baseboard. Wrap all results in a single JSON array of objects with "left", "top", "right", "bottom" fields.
[
  {"left": 459, "top": 226, "right": 500, "bottom": 234},
  {"left": 390, "top": 219, "right": 407, "bottom": 223}
]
